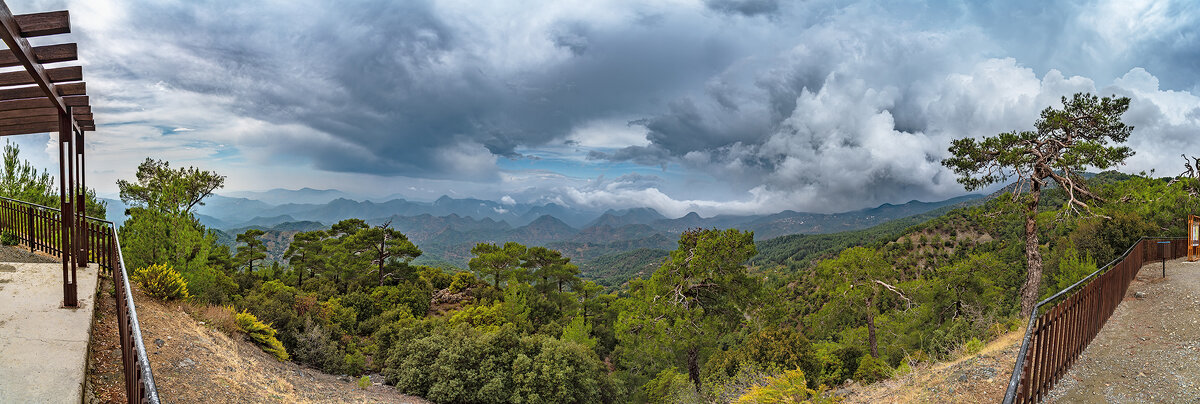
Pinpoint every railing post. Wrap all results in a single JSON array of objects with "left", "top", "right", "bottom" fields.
[{"left": 25, "top": 204, "right": 32, "bottom": 252}]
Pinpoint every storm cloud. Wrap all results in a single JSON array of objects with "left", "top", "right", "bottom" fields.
[{"left": 21, "top": 0, "right": 1200, "bottom": 216}]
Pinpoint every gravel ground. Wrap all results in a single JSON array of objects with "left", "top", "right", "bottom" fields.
[
  {"left": 1044, "top": 258, "right": 1200, "bottom": 403},
  {"left": 0, "top": 244, "right": 59, "bottom": 263}
]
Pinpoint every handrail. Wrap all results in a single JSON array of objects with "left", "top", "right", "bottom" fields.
[
  {"left": 0, "top": 195, "right": 159, "bottom": 403},
  {"left": 1002, "top": 236, "right": 1185, "bottom": 403},
  {"left": 111, "top": 225, "right": 161, "bottom": 403},
  {"left": 0, "top": 195, "right": 108, "bottom": 222}
]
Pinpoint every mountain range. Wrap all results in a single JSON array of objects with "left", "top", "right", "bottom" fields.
[{"left": 100, "top": 189, "right": 983, "bottom": 275}]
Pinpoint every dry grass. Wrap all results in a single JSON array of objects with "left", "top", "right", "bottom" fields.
[
  {"left": 183, "top": 302, "right": 240, "bottom": 336},
  {"left": 840, "top": 330, "right": 1023, "bottom": 403}
]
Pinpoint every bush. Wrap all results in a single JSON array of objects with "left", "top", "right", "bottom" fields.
[
  {"left": 357, "top": 375, "right": 371, "bottom": 390},
  {"left": 963, "top": 337, "right": 985, "bottom": 356},
  {"left": 385, "top": 325, "right": 619, "bottom": 403},
  {"left": 852, "top": 355, "right": 892, "bottom": 384},
  {"left": 735, "top": 369, "right": 841, "bottom": 404},
  {"left": 0, "top": 230, "right": 18, "bottom": 246},
  {"left": 131, "top": 264, "right": 190, "bottom": 300},
  {"left": 642, "top": 368, "right": 701, "bottom": 404},
  {"left": 235, "top": 310, "right": 289, "bottom": 361}
]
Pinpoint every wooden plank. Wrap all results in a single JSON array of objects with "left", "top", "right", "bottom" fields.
[
  {"left": 0, "top": 95, "right": 87, "bottom": 112},
  {"left": 0, "top": 43, "right": 76, "bottom": 67},
  {"left": 0, "top": 112, "right": 88, "bottom": 127},
  {"left": 0, "top": 66, "right": 80, "bottom": 87},
  {"left": 0, "top": 81, "right": 84, "bottom": 101},
  {"left": 0, "top": 114, "right": 58, "bottom": 126},
  {"left": 0, "top": 4, "right": 81, "bottom": 132},
  {"left": 0, "top": 120, "right": 58, "bottom": 136},
  {"left": 14, "top": 11, "right": 69, "bottom": 38},
  {"left": 0, "top": 106, "right": 88, "bottom": 120}
]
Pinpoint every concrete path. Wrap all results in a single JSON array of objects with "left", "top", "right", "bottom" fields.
[
  {"left": 0, "top": 262, "right": 99, "bottom": 404},
  {"left": 1045, "top": 258, "right": 1200, "bottom": 403}
]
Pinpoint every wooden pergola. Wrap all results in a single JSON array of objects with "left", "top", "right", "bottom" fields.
[{"left": 0, "top": 4, "right": 94, "bottom": 308}]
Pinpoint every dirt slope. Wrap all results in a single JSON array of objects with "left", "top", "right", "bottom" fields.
[
  {"left": 839, "top": 330, "right": 1023, "bottom": 403},
  {"left": 86, "top": 280, "right": 428, "bottom": 404}
]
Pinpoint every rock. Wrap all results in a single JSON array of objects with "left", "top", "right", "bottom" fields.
[
  {"left": 1135, "top": 292, "right": 1147, "bottom": 299},
  {"left": 154, "top": 338, "right": 165, "bottom": 348},
  {"left": 177, "top": 358, "right": 196, "bottom": 368}
]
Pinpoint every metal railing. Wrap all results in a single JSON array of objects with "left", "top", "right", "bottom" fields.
[
  {"left": 0, "top": 196, "right": 159, "bottom": 404},
  {"left": 1003, "top": 237, "right": 1185, "bottom": 403}
]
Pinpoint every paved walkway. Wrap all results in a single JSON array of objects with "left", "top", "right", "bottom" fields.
[
  {"left": 0, "top": 261, "right": 99, "bottom": 404},
  {"left": 1046, "top": 258, "right": 1200, "bottom": 403}
]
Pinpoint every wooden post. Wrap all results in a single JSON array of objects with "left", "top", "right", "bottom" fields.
[
  {"left": 75, "top": 129, "right": 86, "bottom": 267},
  {"left": 59, "top": 107, "right": 75, "bottom": 307}
]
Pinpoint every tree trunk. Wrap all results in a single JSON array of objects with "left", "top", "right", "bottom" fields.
[
  {"left": 1019, "top": 184, "right": 1044, "bottom": 317},
  {"left": 867, "top": 293, "right": 878, "bottom": 358},
  {"left": 687, "top": 346, "right": 701, "bottom": 387}
]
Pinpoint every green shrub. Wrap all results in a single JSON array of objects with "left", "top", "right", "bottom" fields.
[
  {"left": 357, "top": 375, "right": 371, "bottom": 390},
  {"left": 448, "top": 271, "right": 475, "bottom": 293},
  {"left": 131, "top": 264, "right": 190, "bottom": 301},
  {"left": 963, "top": 337, "right": 985, "bottom": 355},
  {"left": 235, "top": 310, "right": 289, "bottom": 361},
  {"left": 852, "top": 355, "right": 892, "bottom": 384},
  {"left": 643, "top": 368, "right": 701, "bottom": 404},
  {"left": 0, "top": 230, "right": 18, "bottom": 246},
  {"left": 735, "top": 369, "right": 841, "bottom": 404}
]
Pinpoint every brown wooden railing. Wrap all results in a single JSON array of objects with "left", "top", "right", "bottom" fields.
[
  {"left": 0, "top": 196, "right": 159, "bottom": 404},
  {"left": 1003, "top": 237, "right": 1185, "bottom": 403}
]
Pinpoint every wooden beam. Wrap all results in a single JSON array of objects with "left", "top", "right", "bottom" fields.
[
  {"left": 0, "top": 120, "right": 57, "bottom": 136},
  {"left": 0, "top": 2, "right": 81, "bottom": 132},
  {"left": 0, "top": 95, "right": 86, "bottom": 112},
  {"left": 0, "top": 43, "right": 76, "bottom": 67},
  {"left": 0, "top": 111, "right": 88, "bottom": 127},
  {"left": 0, "top": 81, "right": 84, "bottom": 101},
  {"left": 0, "top": 105, "right": 88, "bottom": 119},
  {"left": 0, "top": 113, "right": 59, "bottom": 126},
  {"left": 14, "top": 10, "right": 69, "bottom": 38},
  {"left": 0, "top": 66, "right": 80, "bottom": 87}
]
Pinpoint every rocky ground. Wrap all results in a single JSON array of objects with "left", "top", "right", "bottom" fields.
[
  {"left": 1045, "top": 258, "right": 1200, "bottom": 403},
  {"left": 85, "top": 280, "right": 429, "bottom": 404},
  {"left": 0, "top": 244, "right": 59, "bottom": 263},
  {"left": 840, "top": 329, "right": 1021, "bottom": 403}
]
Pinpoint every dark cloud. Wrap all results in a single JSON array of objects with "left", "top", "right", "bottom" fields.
[
  {"left": 705, "top": 0, "right": 781, "bottom": 17},
  {"left": 56, "top": 0, "right": 1200, "bottom": 215}
]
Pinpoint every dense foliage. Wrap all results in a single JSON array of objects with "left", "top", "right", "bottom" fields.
[{"left": 113, "top": 154, "right": 1198, "bottom": 403}]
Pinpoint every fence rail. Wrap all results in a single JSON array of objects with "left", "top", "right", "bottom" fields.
[
  {"left": 1004, "top": 237, "right": 1185, "bottom": 403},
  {"left": 0, "top": 196, "right": 159, "bottom": 404}
]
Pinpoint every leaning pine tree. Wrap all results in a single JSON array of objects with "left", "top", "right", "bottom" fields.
[{"left": 942, "top": 92, "right": 1133, "bottom": 317}]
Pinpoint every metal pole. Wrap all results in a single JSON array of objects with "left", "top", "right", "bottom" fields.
[{"left": 58, "top": 108, "right": 76, "bottom": 307}]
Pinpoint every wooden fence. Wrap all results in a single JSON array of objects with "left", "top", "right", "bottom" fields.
[
  {"left": 0, "top": 196, "right": 159, "bottom": 403},
  {"left": 1003, "top": 237, "right": 1186, "bottom": 403}
]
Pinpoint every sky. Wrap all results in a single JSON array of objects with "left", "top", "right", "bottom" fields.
[{"left": 8, "top": 0, "right": 1200, "bottom": 217}]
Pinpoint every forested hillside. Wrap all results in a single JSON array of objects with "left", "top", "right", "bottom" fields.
[{"left": 112, "top": 140, "right": 1200, "bottom": 404}]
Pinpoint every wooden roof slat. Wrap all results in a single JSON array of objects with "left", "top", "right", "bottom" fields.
[
  {"left": 0, "top": 66, "right": 80, "bottom": 87},
  {"left": 0, "top": 43, "right": 76, "bottom": 68},
  {"left": 14, "top": 11, "right": 69, "bottom": 38},
  {"left": 0, "top": 120, "right": 57, "bottom": 136},
  {"left": 0, "top": 5, "right": 85, "bottom": 133},
  {"left": 0, "top": 121, "right": 93, "bottom": 137},
  {"left": 0, "top": 105, "right": 88, "bottom": 119},
  {"left": 0, "top": 111, "right": 89, "bottom": 126},
  {"left": 0, "top": 95, "right": 87, "bottom": 112},
  {"left": 0, "top": 81, "right": 83, "bottom": 101}
]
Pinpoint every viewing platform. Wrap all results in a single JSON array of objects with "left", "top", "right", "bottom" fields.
[
  {"left": 0, "top": 252, "right": 99, "bottom": 403},
  {"left": 1045, "top": 258, "right": 1200, "bottom": 402}
]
